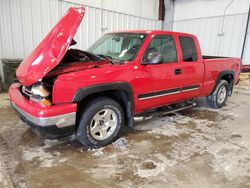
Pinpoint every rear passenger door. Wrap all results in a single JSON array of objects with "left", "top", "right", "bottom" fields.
[{"left": 177, "top": 35, "right": 204, "bottom": 100}]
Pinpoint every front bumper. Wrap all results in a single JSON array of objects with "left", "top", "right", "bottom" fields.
[{"left": 9, "top": 83, "right": 77, "bottom": 138}]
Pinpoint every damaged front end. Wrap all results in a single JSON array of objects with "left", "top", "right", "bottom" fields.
[
  {"left": 16, "top": 7, "right": 85, "bottom": 86},
  {"left": 8, "top": 7, "right": 86, "bottom": 137},
  {"left": 21, "top": 82, "right": 52, "bottom": 107}
]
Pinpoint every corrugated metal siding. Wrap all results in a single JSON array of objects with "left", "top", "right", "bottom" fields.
[
  {"left": 0, "top": 0, "right": 162, "bottom": 60},
  {"left": 173, "top": 13, "right": 249, "bottom": 64}
]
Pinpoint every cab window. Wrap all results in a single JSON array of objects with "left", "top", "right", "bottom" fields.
[
  {"left": 144, "top": 35, "right": 178, "bottom": 63},
  {"left": 179, "top": 36, "right": 198, "bottom": 62}
]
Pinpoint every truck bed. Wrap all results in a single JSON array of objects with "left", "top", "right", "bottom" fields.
[
  {"left": 202, "top": 55, "right": 240, "bottom": 65},
  {"left": 202, "top": 55, "right": 232, "bottom": 59},
  {"left": 200, "top": 56, "right": 241, "bottom": 97}
]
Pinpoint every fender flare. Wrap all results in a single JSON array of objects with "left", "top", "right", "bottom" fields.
[
  {"left": 72, "top": 82, "right": 134, "bottom": 104},
  {"left": 72, "top": 82, "right": 134, "bottom": 127},
  {"left": 211, "top": 70, "right": 235, "bottom": 94}
]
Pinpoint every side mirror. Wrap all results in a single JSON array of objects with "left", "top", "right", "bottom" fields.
[{"left": 142, "top": 52, "right": 163, "bottom": 65}]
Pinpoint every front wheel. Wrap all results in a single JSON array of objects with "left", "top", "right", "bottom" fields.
[
  {"left": 76, "top": 97, "right": 124, "bottom": 148},
  {"left": 207, "top": 80, "right": 229, "bottom": 109}
]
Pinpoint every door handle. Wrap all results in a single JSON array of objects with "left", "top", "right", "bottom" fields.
[{"left": 175, "top": 68, "right": 182, "bottom": 75}]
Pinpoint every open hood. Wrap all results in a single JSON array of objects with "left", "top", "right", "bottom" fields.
[{"left": 16, "top": 7, "right": 85, "bottom": 86}]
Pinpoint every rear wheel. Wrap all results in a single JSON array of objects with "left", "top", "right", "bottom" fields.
[
  {"left": 76, "top": 97, "right": 124, "bottom": 148},
  {"left": 207, "top": 80, "right": 229, "bottom": 109}
]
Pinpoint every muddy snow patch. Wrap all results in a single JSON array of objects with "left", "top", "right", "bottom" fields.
[
  {"left": 148, "top": 115, "right": 221, "bottom": 164},
  {"left": 21, "top": 140, "right": 66, "bottom": 168},
  {"left": 135, "top": 159, "right": 165, "bottom": 178},
  {"left": 0, "top": 160, "right": 9, "bottom": 186},
  {"left": 0, "top": 94, "right": 9, "bottom": 108},
  {"left": 89, "top": 147, "right": 106, "bottom": 157},
  {"left": 135, "top": 153, "right": 180, "bottom": 179},
  {"left": 194, "top": 106, "right": 220, "bottom": 112},
  {"left": 153, "top": 153, "right": 177, "bottom": 167},
  {"left": 176, "top": 116, "right": 214, "bottom": 126},
  {"left": 0, "top": 163, "right": 4, "bottom": 183},
  {"left": 113, "top": 137, "right": 128, "bottom": 149},
  {"left": 148, "top": 122, "right": 191, "bottom": 137},
  {"left": 206, "top": 141, "right": 250, "bottom": 180},
  {"left": 86, "top": 153, "right": 125, "bottom": 180},
  {"left": 148, "top": 115, "right": 214, "bottom": 137}
]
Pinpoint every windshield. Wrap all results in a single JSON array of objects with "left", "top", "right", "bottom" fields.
[{"left": 87, "top": 33, "right": 146, "bottom": 61}]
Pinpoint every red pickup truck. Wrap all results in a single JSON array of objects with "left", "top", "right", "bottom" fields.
[{"left": 9, "top": 7, "right": 241, "bottom": 148}]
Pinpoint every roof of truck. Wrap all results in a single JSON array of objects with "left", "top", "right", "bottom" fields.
[{"left": 109, "top": 30, "right": 195, "bottom": 37}]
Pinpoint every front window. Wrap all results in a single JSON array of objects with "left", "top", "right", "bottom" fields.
[
  {"left": 144, "top": 35, "right": 178, "bottom": 63},
  {"left": 87, "top": 33, "right": 146, "bottom": 61}
]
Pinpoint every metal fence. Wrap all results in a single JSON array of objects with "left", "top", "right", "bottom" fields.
[{"left": 173, "top": 13, "right": 250, "bottom": 65}]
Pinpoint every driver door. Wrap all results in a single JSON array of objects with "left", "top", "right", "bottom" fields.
[{"left": 134, "top": 35, "right": 184, "bottom": 111}]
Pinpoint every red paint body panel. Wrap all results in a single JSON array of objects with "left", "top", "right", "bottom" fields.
[
  {"left": 47, "top": 60, "right": 110, "bottom": 77},
  {"left": 51, "top": 30, "right": 240, "bottom": 114},
  {"left": 16, "top": 7, "right": 85, "bottom": 86},
  {"left": 9, "top": 6, "right": 241, "bottom": 121},
  {"left": 201, "top": 58, "right": 241, "bottom": 96}
]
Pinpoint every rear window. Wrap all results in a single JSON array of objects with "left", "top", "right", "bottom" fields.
[{"left": 179, "top": 36, "right": 197, "bottom": 62}]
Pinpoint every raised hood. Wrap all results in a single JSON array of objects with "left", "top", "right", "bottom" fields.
[{"left": 16, "top": 7, "right": 85, "bottom": 86}]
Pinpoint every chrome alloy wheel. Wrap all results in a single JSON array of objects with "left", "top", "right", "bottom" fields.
[
  {"left": 217, "top": 85, "right": 227, "bottom": 104},
  {"left": 89, "top": 108, "right": 118, "bottom": 140}
]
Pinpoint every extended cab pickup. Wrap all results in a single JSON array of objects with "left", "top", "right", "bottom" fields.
[{"left": 9, "top": 7, "right": 241, "bottom": 148}]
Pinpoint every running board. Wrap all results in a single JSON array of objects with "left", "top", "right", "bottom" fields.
[{"left": 134, "top": 100, "right": 196, "bottom": 122}]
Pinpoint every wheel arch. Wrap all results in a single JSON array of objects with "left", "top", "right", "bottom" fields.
[
  {"left": 211, "top": 70, "right": 235, "bottom": 95},
  {"left": 73, "top": 82, "right": 134, "bottom": 130}
]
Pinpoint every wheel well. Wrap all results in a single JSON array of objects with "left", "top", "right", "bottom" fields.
[
  {"left": 75, "top": 90, "right": 133, "bottom": 131},
  {"left": 212, "top": 72, "right": 234, "bottom": 96},
  {"left": 221, "top": 74, "right": 234, "bottom": 85},
  {"left": 210, "top": 72, "right": 235, "bottom": 96}
]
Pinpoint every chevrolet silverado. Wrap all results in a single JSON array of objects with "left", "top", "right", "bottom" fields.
[{"left": 9, "top": 7, "right": 241, "bottom": 148}]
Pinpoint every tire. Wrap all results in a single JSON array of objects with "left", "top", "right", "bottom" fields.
[
  {"left": 76, "top": 97, "right": 124, "bottom": 148},
  {"left": 207, "top": 79, "right": 229, "bottom": 109}
]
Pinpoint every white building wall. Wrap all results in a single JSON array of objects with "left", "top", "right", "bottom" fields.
[
  {"left": 173, "top": 0, "right": 250, "bottom": 65},
  {"left": 66, "top": 0, "right": 159, "bottom": 20},
  {"left": 0, "top": 0, "right": 162, "bottom": 81},
  {"left": 174, "top": 13, "right": 248, "bottom": 57},
  {"left": 0, "top": 0, "right": 161, "bottom": 59},
  {"left": 174, "top": 0, "right": 250, "bottom": 20}
]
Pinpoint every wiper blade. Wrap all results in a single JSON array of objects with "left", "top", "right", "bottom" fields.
[
  {"left": 97, "top": 54, "right": 116, "bottom": 64},
  {"left": 82, "top": 51, "right": 103, "bottom": 61},
  {"left": 97, "top": 54, "right": 112, "bottom": 59}
]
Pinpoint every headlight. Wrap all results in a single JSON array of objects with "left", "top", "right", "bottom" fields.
[
  {"left": 30, "top": 83, "right": 52, "bottom": 107},
  {"left": 31, "top": 84, "right": 50, "bottom": 97}
]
